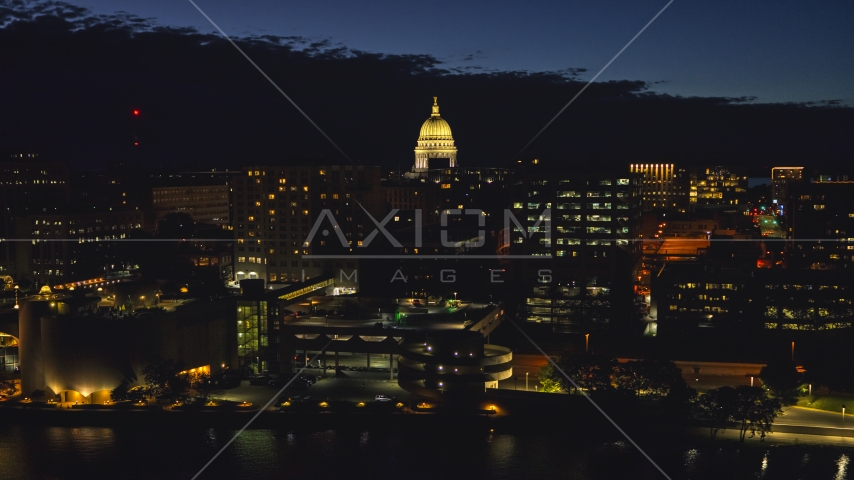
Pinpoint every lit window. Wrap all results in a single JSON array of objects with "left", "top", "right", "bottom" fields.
[{"left": 268, "top": 194, "right": 275, "bottom": 200}]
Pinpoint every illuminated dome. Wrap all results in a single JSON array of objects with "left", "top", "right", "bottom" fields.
[
  {"left": 418, "top": 102, "right": 454, "bottom": 140},
  {"left": 413, "top": 97, "right": 457, "bottom": 173}
]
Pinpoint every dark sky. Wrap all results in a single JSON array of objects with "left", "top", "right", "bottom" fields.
[{"left": 1, "top": 0, "right": 852, "bottom": 171}]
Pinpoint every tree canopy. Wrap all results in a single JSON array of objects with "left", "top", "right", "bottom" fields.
[
  {"left": 759, "top": 358, "right": 802, "bottom": 404},
  {"left": 693, "top": 386, "right": 782, "bottom": 442}
]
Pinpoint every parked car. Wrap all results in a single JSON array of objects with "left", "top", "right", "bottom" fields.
[
  {"left": 375, "top": 394, "right": 392, "bottom": 402},
  {"left": 411, "top": 299, "right": 422, "bottom": 306}
]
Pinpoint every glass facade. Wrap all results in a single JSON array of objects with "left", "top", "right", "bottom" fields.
[
  {"left": 0, "top": 333, "right": 19, "bottom": 372},
  {"left": 237, "top": 301, "right": 268, "bottom": 371}
]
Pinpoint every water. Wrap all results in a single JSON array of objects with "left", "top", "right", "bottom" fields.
[{"left": 1, "top": 423, "right": 854, "bottom": 480}]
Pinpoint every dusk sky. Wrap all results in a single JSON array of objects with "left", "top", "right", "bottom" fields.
[
  {"left": 64, "top": 0, "right": 854, "bottom": 104},
  {"left": 1, "top": 0, "right": 852, "bottom": 169}
]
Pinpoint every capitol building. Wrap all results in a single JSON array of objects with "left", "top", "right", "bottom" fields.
[{"left": 407, "top": 97, "right": 458, "bottom": 177}]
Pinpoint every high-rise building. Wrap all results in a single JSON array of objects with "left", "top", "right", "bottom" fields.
[
  {"left": 688, "top": 166, "right": 748, "bottom": 209},
  {"left": 788, "top": 179, "right": 854, "bottom": 269},
  {"left": 629, "top": 163, "right": 682, "bottom": 211},
  {"left": 771, "top": 166, "right": 804, "bottom": 212},
  {"left": 0, "top": 153, "right": 70, "bottom": 277},
  {"left": 11, "top": 208, "right": 144, "bottom": 285},
  {"left": 152, "top": 185, "right": 230, "bottom": 225},
  {"left": 230, "top": 164, "right": 383, "bottom": 287},
  {"left": 505, "top": 170, "right": 642, "bottom": 332}
]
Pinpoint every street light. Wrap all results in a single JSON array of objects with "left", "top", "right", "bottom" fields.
[
  {"left": 526, "top": 372, "right": 529, "bottom": 391},
  {"left": 808, "top": 384, "right": 812, "bottom": 404},
  {"left": 844, "top": 405, "right": 846, "bottom": 426},
  {"left": 13, "top": 285, "right": 19, "bottom": 309},
  {"left": 585, "top": 333, "right": 589, "bottom": 353}
]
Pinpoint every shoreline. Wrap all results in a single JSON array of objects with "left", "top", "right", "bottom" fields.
[{"left": 4, "top": 403, "right": 854, "bottom": 449}]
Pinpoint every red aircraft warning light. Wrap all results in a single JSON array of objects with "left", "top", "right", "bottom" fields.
[{"left": 133, "top": 109, "right": 140, "bottom": 116}]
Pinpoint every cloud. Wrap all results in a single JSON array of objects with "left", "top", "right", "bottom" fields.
[{"left": 0, "top": 0, "right": 851, "bottom": 171}]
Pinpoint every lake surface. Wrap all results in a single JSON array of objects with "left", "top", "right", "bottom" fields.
[{"left": 1, "top": 422, "right": 854, "bottom": 479}]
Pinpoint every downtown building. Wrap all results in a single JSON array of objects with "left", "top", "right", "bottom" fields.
[
  {"left": 230, "top": 163, "right": 383, "bottom": 288},
  {"left": 687, "top": 166, "right": 749, "bottom": 209},
  {"left": 771, "top": 166, "right": 804, "bottom": 211},
  {"left": 629, "top": 163, "right": 684, "bottom": 211},
  {"left": 503, "top": 167, "right": 643, "bottom": 332},
  {"left": 0, "top": 153, "right": 70, "bottom": 279},
  {"left": 786, "top": 179, "right": 854, "bottom": 270},
  {"left": 152, "top": 184, "right": 230, "bottom": 226},
  {"left": 8, "top": 207, "right": 144, "bottom": 287},
  {"left": 653, "top": 262, "right": 854, "bottom": 334}
]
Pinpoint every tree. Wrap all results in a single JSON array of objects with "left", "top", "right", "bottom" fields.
[
  {"left": 759, "top": 358, "right": 802, "bottom": 405},
  {"left": 126, "top": 386, "right": 147, "bottom": 403},
  {"left": 189, "top": 372, "right": 224, "bottom": 402},
  {"left": 663, "top": 380, "right": 698, "bottom": 421},
  {"left": 0, "top": 370, "right": 17, "bottom": 396},
  {"left": 693, "top": 386, "right": 739, "bottom": 441},
  {"left": 30, "top": 389, "right": 46, "bottom": 402},
  {"left": 110, "top": 382, "right": 129, "bottom": 402},
  {"left": 142, "top": 358, "right": 186, "bottom": 400},
  {"left": 693, "top": 386, "right": 782, "bottom": 442},
  {"left": 613, "top": 359, "right": 686, "bottom": 398},
  {"left": 731, "top": 386, "right": 782, "bottom": 442},
  {"left": 538, "top": 363, "right": 564, "bottom": 393},
  {"left": 557, "top": 354, "right": 616, "bottom": 395}
]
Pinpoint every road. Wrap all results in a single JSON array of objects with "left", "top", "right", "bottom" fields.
[
  {"left": 756, "top": 214, "right": 785, "bottom": 238},
  {"left": 778, "top": 406, "right": 854, "bottom": 430}
]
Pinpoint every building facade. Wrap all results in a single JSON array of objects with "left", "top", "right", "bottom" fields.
[
  {"left": 505, "top": 170, "right": 642, "bottom": 332},
  {"left": 771, "top": 166, "right": 804, "bottom": 210},
  {"left": 231, "top": 164, "right": 383, "bottom": 288},
  {"left": 688, "top": 166, "right": 748, "bottom": 209},
  {"left": 152, "top": 185, "right": 230, "bottom": 225},
  {"left": 630, "top": 163, "right": 683, "bottom": 211},
  {"left": 11, "top": 208, "right": 144, "bottom": 285}
]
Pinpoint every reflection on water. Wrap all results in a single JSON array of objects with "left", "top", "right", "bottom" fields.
[
  {"left": 683, "top": 447, "right": 699, "bottom": 473},
  {"left": 835, "top": 453, "right": 849, "bottom": 480},
  {"left": 1, "top": 423, "right": 854, "bottom": 480},
  {"left": 759, "top": 451, "right": 769, "bottom": 478}
]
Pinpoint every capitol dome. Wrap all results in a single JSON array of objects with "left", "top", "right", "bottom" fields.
[
  {"left": 413, "top": 97, "right": 457, "bottom": 173},
  {"left": 418, "top": 99, "right": 454, "bottom": 140}
]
